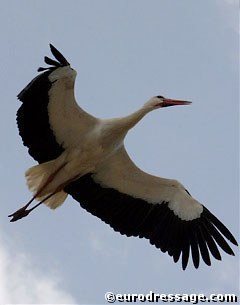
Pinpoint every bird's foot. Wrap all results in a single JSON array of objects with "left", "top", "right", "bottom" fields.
[{"left": 8, "top": 206, "right": 31, "bottom": 222}]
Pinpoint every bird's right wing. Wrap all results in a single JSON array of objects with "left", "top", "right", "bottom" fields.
[
  {"left": 65, "top": 146, "right": 238, "bottom": 270},
  {"left": 17, "top": 44, "right": 97, "bottom": 164}
]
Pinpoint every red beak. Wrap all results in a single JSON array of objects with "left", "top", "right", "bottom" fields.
[{"left": 162, "top": 98, "right": 192, "bottom": 107}]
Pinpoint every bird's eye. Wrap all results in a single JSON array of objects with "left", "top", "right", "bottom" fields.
[{"left": 156, "top": 95, "right": 164, "bottom": 99}]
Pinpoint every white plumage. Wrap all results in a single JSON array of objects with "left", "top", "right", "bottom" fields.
[{"left": 9, "top": 44, "right": 238, "bottom": 270}]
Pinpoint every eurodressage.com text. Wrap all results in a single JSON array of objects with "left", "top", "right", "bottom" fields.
[{"left": 104, "top": 291, "right": 238, "bottom": 303}]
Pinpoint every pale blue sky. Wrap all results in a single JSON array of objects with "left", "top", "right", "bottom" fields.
[{"left": 0, "top": 0, "right": 239, "bottom": 303}]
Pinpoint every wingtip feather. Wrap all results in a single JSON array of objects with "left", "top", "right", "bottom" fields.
[{"left": 49, "top": 43, "right": 70, "bottom": 66}]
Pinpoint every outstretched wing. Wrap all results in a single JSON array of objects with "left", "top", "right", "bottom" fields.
[
  {"left": 16, "top": 44, "right": 97, "bottom": 164},
  {"left": 65, "top": 146, "right": 238, "bottom": 270}
]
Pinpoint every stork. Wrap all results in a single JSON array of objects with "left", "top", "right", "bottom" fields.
[{"left": 9, "top": 44, "right": 238, "bottom": 270}]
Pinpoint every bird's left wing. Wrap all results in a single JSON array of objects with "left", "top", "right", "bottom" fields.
[
  {"left": 65, "top": 146, "right": 238, "bottom": 270},
  {"left": 16, "top": 44, "right": 97, "bottom": 164},
  {"left": 16, "top": 44, "right": 70, "bottom": 163}
]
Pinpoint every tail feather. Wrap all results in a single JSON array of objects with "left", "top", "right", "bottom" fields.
[
  {"left": 25, "top": 160, "right": 56, "bottom": 194},
  {"left": 37, "top": 190, "right": 68, "bottom": 209},
  {"left": 24, "top": 147, "right": 102, "bottom": 210},
  {"left": 25, "top": 159, "right": 68, "bottom": 209}
]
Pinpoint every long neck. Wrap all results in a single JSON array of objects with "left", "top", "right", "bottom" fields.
[
  {"left": 100, "top": 106, "right": 150, "bottom": 147},
  {"left": 121, "top": 106, "right": 150, "bottom": 130}
]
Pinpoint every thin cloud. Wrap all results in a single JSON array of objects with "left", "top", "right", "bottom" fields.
[
  {"left": 202, "top": 257, "right": 239, "bottom": 295},
  {"left": 223, "top": 0, "right": 238, "bottom": 5},
  {"left": 216, "top": 0, "right": 239, "bottom": 34},
  {"left": 0, "top": 235, "right": 77, "bottom": 304}
]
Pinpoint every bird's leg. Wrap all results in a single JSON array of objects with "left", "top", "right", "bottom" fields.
[
  {"left": 8, "top": 197, "right": 36, "bottom": 222},
  {"left": 8, "top": 171, "right": 84, "bottom": 222},
  {"left": 8, "top": 163, "right": 67, "bottom": 222},
  {"left": 8, "top": 191, "right": 59, "bottom": 222}
]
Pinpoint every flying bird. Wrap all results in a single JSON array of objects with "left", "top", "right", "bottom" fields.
[{"left": 9, "top": 44, "right": 238, "bottom": 270}]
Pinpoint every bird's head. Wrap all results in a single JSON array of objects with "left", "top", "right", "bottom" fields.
[{"left": 144, "top": 95, "right": 192, "bottom": 111}]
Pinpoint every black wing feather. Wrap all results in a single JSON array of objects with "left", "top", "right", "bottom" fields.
[
  {"left": 181, "top": 224, "right": 190, "bottom": 270},
  {"left": 189, "top": 224, "right": 200, "bottom": 268},
  {"left": 203, "top": 219, "right": 235, "bottom": 255},
  {"left": 201, "top": 223, "right": 222, "bottom": 260},
  {"left": 38, "top": 44, "right": 69, "bottom": 72},
  {"left": 44, "top": 56, "right": 61, "bottom": 67},
  {"left": 203, "top": 206, "right": 238, "bottom": 245},
  {"left": 65, "top": 174, "right": 238, "bottom": 270},
  {"left": 50, "top": 43, "right": 70, "bottom": 66},
  {"left": 17, "top": 70, "right": 64, "bottom": 163},
  {"left": 17, "top": 45, "right": 70, "bottom": 163},
  {"left": 197, "top": 226, "right": 211, "bottom": 266}
]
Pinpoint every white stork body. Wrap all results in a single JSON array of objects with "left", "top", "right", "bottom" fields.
[{"left": 9, "top": 44, "right": 238, "bottom": 270}]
